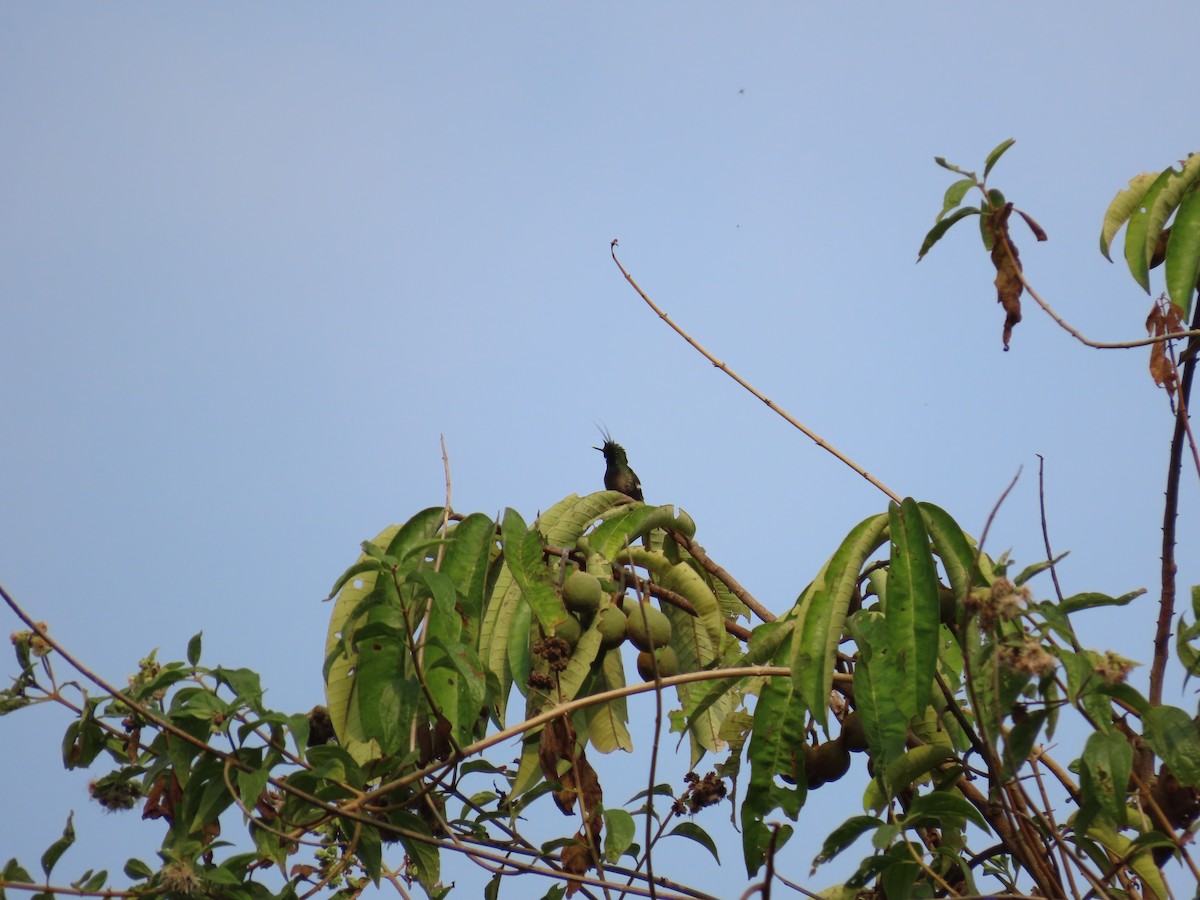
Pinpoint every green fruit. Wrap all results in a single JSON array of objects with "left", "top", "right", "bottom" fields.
[
  {"left": 563, "top": 571, "right": 602, "bottom": 614},
  {"left": 555, "top": 615, "right": 582, "bottom": 649},
  {"left": 595, "top": 606, "right": 627, "bottom": 650},
  {"left": 805, "top": 739, "right": 851, "bottom": 787},
  {"left": 840, "top": 712, "right": 868, "bottom": 752},
  {"left": 625, "top": 601, "right": 672, "bottom": 652},
  {"left": 636, "top": 646, "right": 679, "bottom": 681}
]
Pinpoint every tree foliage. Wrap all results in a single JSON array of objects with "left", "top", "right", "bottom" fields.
[{"left": 5, "top": 143, "right": 1200, "bottom": 900}]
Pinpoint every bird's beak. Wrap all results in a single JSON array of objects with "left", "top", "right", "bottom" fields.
[{"left": 593, "top": 446, "right": 603, "bottom": 452}]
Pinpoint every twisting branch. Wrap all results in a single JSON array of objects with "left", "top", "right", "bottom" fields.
[
  {"left": 611, "top": 241, "right": 901, "bottom": 505},
  {"left": 667, "top": 529, "right": 774, "bottom": 623}
]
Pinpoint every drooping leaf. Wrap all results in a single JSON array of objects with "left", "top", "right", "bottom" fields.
[
  {"left": 933, "top": 157, "right": 977, "bottom": 179},
  {"left": 1085, "top": 820, "right": 1168, "bottom": 900},
  {"left": 917, "top": 206, "right": 981, "bottom": 262},
  {"left": 811, "top": 815, "right": 883, "bottom": 872},
  {"left": 1165, "top": 182, "right": 1200, "bottom": 317},
  {"left": 901, "top": 790, "right": 989, "bottom": 832},
  {"left": 668, "top": 822, "right": 721, "bottom": 864},
  {"left": 1145, "top": 154, "right": 1200, "bottom": 284},
  {"left": 1124, "top": 169, "right": 1174, "bottom": 292},
  {"left": 1100, "top": 171, "right": 1159, "bottom": 260},
  {"left": 850, "top": 611, "right": 909, "bottom": 779},
  {"left": 741, "top": 669, "right": 805, "bottom": 875},
  {"left": 883, "top": 499, "right": 940, "bottom": 720},
  {"left": 792, "top": 514, "right": 889, "bottom": 730}
]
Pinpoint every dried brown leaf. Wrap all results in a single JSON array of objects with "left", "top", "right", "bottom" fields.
[
  {"left": 1146, "top": 299, "right": 1184, "bottom": 394},
  {"left": 988, "top": 203, "right": 1023, "bottom": 350},
  {"left": 561, "top": 839, "right": 593, "bottom": 897}
]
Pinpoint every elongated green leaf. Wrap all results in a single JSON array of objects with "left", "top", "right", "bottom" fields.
[
  {"left": 983, "top": 137, "right": 1015, "bottom": 178},
  {"left": 1143, "top": 705, "right": 1200, "bottom": 787},
  {"left": 918, "top": 502, "right": 981, "bottom": 602},
  {"left": 793, "top": 514, "right": 889, "bottom": 730},
  {"left": 741, "top": 669, "right": 805, "bottom": 875},
  {"left": 1100, "top": 171, "right": 1159, "bottom": 260},
  {"left": 811, "top": 815, "right": 883, "bottom": 871},
  {"left": 881, "top": 743, "right": 957, "bottom": 795},
  {"left": 1061, "top": 588, "right": 1144, "bottom": 613},
  {"left": 1124, "top": 169, "right": 1173, "bottom": 292},
  {"left": 1086, "top": 820, "right": 1168, "bottom": 900},
  {"left": 584, "top": 647, "right": 632, "bottom": 753},
  {"left": 938, "top": 178, "right": 976, "bottom": 222},
  {"left": 850, "top": 611, "right": 909, "bottom": 778},
  {"left": 884, "top": 499, "right": 940, "bottom": 720},
  {"left": 917, "top": 206, "right": 981, "bottom": 262},
  {"left": 1146, "top": 154, "right": 1200, "bottom": 275},
  {"left": 439, "top": 512, "right": 497, "bottom": 622},
  {"left": 324, "top": 524, "right": 400, "bottom": 763},
  {"left": 1166, "top": 183, "right": 1200, "bottom": 317},
  {"left": 688, "top": 619, "right": 794, "bottom": 727}
]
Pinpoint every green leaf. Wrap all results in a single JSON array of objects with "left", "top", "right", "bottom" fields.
[
  {"left": 917, "top": 206, "right": 981, "bottom": 262},
  {"left": 884, "top": 499, "right": 940, "bottom": 720},
  {"left": 933, "top": 157, "right": 977, "bottom": 179},
  {"left": 186, "top": 631, "right": 202, "bottom": 666},
  {"left": 1085, "top": 820, "right": 1168, "bottom": 900},
  {"left": 669, "top": 821, "right": 721, "bottom": 864},
  {"left": 1166, "top": 182, "right": 1200, "bottom": 317},
  {"left": 811, "top": 815, "right": 882, "bottom": 871},
  {"left": 40, "top": 813, "right": 75, "bottom": 877},
  {"left": 793, "top": 513, "right": 889, "bottom": 730},
  {"left": 901, "top": 791, "right": 989, "bottom": 832},
  {"left": 1124, "top": 168, "right": 1174, "bottom": 292},
  {"left": 3, "top": 859, "right": 34, "bottom": 884},
  {"left": 123, "top": 858, "right": 153, "bottom": 880},
  {"left": 439, "top": 512, "right": 497, "bottom": 622},
  {"left": 1143, "top": 705, "right": 1200, "bottom": 787},
  {"left": 1100, "top": 171, "right": 1159, "bottom": 260},
  {"left": 603, "top": 808, "right": 636, "bottom": 863},
  {"left": 1060, "top": 588, "right": 1144, "bottom": 614},
  {"left": 982, "top": 138, "right": 1015, "bottom": 178},
  {"left": 918, "top": 502, "right": 982, "bottom": 603},
  {"left": 937, "top": 178, "right": 977, "bottom": 222},
  {"left": 851, "top": 611, "right": 909, "bottom": 778},
  {"left": 1079, "top": 730, "right": 1133, "bottom": 830},
  {"left": 881, "top": 743, "right": 957, "bottom": 795},
  {"left": 741, "top": 670, "right": 805, "bottom": 875}
]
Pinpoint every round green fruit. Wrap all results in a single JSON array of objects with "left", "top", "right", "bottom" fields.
[
  {"left": 554, "top": 615, "right": 582, "bottom": 649},
  {"left": 636, "top": 646, "right": 679, "bottom": 681},
  {"left": 625, "top": 601, "right": 672, "bottom": 652},
  {"left": 563, "top": 571, "right": 602, "bottom": 614},
  {"left": 595, "top": 606, "right": 627, "bottom": 650},
  {"left": 805, "top": 739, "right": 851, "bottom": 787}
]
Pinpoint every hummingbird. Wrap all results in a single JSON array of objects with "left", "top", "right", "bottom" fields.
[{"left": 595, "top": 431, "right": 643, "bottom": 501}]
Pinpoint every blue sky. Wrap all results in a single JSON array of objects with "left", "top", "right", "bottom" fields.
[{"left": 3, "top": 4, "right": 1199, "bottom": 896}]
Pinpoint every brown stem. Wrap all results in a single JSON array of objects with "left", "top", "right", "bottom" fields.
[{"left": 1150, "top": 305, "right": 1200, "bottom": 706}]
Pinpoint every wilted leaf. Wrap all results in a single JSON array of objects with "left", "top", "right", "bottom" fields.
[
  {"left": 987, "top": 202, "right": 1023, "bottom": 350},
  {"left": 1146, "top": 299, "right": 1184, "bottom": 394}
]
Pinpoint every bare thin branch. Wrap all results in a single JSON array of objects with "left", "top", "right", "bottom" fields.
[{"left": 611, "top": 242, "right": 901, "bottom": 504}]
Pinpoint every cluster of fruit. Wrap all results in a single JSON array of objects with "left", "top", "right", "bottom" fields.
[{"left": 560, "top": 570, "right": 679, "bottom": 681}]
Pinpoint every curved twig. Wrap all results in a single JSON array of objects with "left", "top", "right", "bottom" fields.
[{"left": 611, "top": 241, "right": 901, "bottom": 504}]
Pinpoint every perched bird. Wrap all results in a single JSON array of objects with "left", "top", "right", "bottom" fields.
[{"left": 595, "top": 433, "right": 643, "bottom": 501}]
